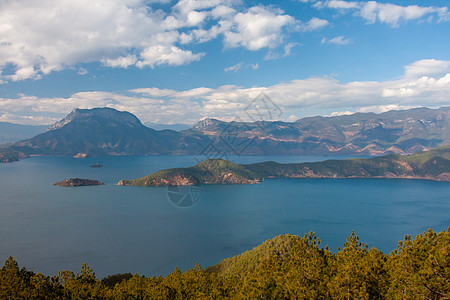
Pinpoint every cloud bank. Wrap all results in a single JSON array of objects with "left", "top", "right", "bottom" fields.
[{"left": 0, "top": 59, "right": 448, "bottom": 125}]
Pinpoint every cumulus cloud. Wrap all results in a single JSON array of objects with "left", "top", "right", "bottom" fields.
[
  {"left": 312, "top": 0, "right": 449, "bottom": 27},
  {"left": 1, "top": 59, "right": 449, "bottom": 125},
  {"left": 136, "top": 45, "right": 204, "bottom": 68},
  {"left": 0, "top": 0, "right": 298, "bottom": 82},
  {"left": 321, "top": 36, "right": 352, "bottom": 45},
  {"left": 404, "top": 59, "right": 450, "bottom": 79},
  {"left": 223, "top": 6, "right": 297, "bottom": 50}
]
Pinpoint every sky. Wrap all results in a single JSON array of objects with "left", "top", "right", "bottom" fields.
[{"left": 0, "top": 0, "right": 449, "bottom": 125}]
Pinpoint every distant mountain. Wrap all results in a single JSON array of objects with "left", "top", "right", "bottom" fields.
[
  {"left": 1, "top": 106, "right": 449, "bottom": 162},
  {"left": 192, "top": 107, "right": 450, "bottom": 156},
  {"left": 9, "top": 107, "right": 210, "bottom": 157},
  {"left": 0, "top": 122, "right": 48, "bottom": 144},
  {"left": 144, "top": 122, "right": 191, "bottom": 131},
  {"left": 118, "top": 145, "right": 450, "bottom": 185}
]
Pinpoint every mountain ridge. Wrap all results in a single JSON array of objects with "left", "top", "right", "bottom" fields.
[{"left": 1, "top": 106, "right": 449, "bottom": 162}]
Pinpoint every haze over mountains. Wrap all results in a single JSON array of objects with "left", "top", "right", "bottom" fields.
[
  {"left": 1, "top": 106, "right": 449, "bottom": 162},
  {"left": 0, "top": 122, "right": 48, "bottom": 144}
]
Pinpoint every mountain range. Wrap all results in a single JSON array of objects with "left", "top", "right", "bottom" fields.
[
  {"left": 192, "top": 107, "right": 450, "bottom": 155},
  {"left": 1, "top": 106, "right": 449, "bottom": 162}
]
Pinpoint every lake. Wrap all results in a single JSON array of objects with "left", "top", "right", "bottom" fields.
[{"left": 0, "top": 155, "right": 449, "bottom": 278}]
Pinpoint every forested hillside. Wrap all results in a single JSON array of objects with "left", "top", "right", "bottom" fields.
[
  {"left": 119, "top": 145, "right": 450, "bottom": 186},
  {"left": 1, "top": 228, "right": 449, "bottom": 299}
]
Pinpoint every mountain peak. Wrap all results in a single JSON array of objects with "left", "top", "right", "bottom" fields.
[
  {"left": 192, "top": 118, "right": 223, "bottom": 131},
  {"left": 48, "top": 107, "right": 142, "bottom": 131}
]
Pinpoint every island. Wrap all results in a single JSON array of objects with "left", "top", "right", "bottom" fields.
[
  {"left": 90, "top": 162, "right": 103, "bottom": 168},
  {"left": 54, "top": 178, "right": 105, "bottom": 187},
  {"left": 118, "top": 145, "right": 450, "bottom": 186}
]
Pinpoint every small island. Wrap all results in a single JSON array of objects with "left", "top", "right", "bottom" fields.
[
  {"left": 118, "top": 146, "right": 450, "bottom": 186},
  {"left": 90, "top": 162, "right": 103, "bottom": 168},
  {"left": 54, "top": 178, "right": 105, "bottom": 187}
]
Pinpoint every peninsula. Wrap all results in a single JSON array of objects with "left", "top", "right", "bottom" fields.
[{"left": 118, "top": 145, "right": 450, "bottom": 186}]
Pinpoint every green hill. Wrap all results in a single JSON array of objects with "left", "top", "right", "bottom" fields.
[
  {"left": 1, "top": 228, "right": 449, "bottom": 299},
  {"left": 118, "top": 146, "right": 450, "bottom": 186},
  {"left": 118, "top": 158, "right": 261, "bottom": 186}
]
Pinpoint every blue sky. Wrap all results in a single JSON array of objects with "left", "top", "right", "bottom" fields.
[{"left": 0, "top": 0, "right": 449, "bottom": 125}]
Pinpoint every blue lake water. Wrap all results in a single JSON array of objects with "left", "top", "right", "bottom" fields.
[{"left": 0, "top": 155, "right": 449, "bottom": 278}]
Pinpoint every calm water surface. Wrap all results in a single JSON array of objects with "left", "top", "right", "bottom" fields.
[{"left": 0, "top": 155, "right": 449, "bottom": 277}]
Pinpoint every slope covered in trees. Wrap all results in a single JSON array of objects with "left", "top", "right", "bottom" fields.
[
  {"left": 1, "top": 228, "right": 449, "bottom": 299},
  {"left": 118, "top": 145, "right": 450, "bottom": 186}
]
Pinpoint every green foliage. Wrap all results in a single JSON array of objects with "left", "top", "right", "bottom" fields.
[
  {"left": 101, "top": 273, "right": 132, "bottom": 288},
  {"left": 387, "top": 227, "right": 450, "bottom": 299},
  {"left": 328, "top": 231, "right": 388, "bottom": 299},
  {"left": 1, "top": 228, "right": 449, "bottom": 299}
]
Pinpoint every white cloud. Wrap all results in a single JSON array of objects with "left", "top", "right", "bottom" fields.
[
  {"left": 358, "top": 104, "right": 418, "bottom": 114},
  {"left": 313, "top": 0, "right": 449, "bottom": 27},
  {"left": 224, "top": 62, "right": 243, "bottom": 72},
  {"left": 286, "top": 114, "right": 299, "bottom": 121},
  {"left": 0, "top": 113, "right": 59, "bottom": 126},
  {"left": 0, "top": 0, "right": 168, "bottom": 80},
  {"left": 224, "top": 62, "right": 260, "bottom": 72},
  {"left": 324, "top": 0, "right": 359, "bottom": 10},
  {"left": 128, "top": 88, "right": 177, "bottom": 97},
  {"left": 264, "top": 42, "right": 299, "bottom": 60},
  {"left": 0, "top": 0, "right": 298, "bottom": 82},
  {"left": 2, "top": 59, "right": 449, "bottom": 125},
  {"left": 321, "top": 36, "right": 352, "bottom": 45},
  {"left": 102, "top": 55, "right": 138, "bottom": 68},
  {"left": 330, "top": 111, "right": 354, "bottom": 116},
  {"left": 137, "top": 45, "right": 204, "bottom": 68},
  {"left": 77, "top": 68, "right": 88, "bottom": 75},
  {"left": 223, "top": 6, "right": 296, "bottom": 50},
  {"left": 404, "top": 59, "right": 450, "bottom": 79},
  {"left": 301, "top": 17, "right": 329, "bottom": 31}
]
